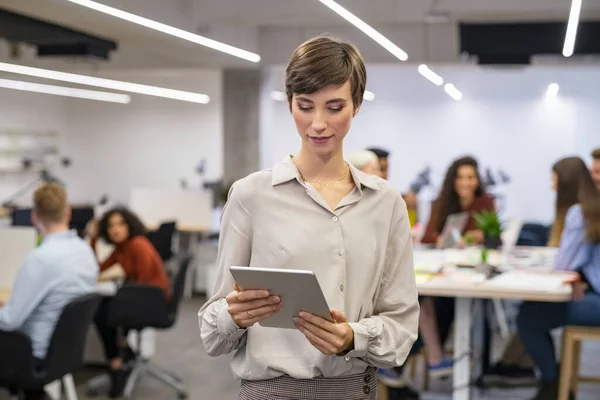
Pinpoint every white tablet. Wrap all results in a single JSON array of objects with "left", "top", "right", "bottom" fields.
[
  {"left": 438, "top": 212, "right": 470, "bottom": 249},
  {"left": 229, "top": 266, "right": 332, "bottom": 329}
]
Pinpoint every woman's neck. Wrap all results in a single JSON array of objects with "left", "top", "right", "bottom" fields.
[
  {"left": 459, "top": 195, "right": 475, "bottom": 209},
  {"left": 293, "top": 149, "right": 347, "bottom": 182}
]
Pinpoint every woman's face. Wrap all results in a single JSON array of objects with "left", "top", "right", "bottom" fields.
[
  {"left": 454, "top": 165, "right": 479, "bottom": 200},
  {"left": 361, "top": 161, "right": 381, "bottom": 177},
  {"left": 552, "top": 171, "right": 558, "bottom": 192},
  {"left": 291, "top": 81, "right": 357, "bottom": 157},
  {"left": 107, "top": 213, "right": 129, "bottom": 244}
]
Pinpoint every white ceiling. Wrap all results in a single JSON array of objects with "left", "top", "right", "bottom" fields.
[{"left": 0, "top": 0, "right": 599, "bottom": 69}]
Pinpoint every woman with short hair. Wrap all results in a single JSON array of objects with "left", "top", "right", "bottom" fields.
[{"left": 199, "top": 34, "right": 418, "bottom": 399}]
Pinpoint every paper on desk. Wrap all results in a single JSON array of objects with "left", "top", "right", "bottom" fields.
[{"left": 486, "top": 271, "right": 573, "bottom": 291}]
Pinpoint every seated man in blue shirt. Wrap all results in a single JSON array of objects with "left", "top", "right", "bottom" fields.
[{"left": 0, "top": 183, "right": 99, "bottom": 400}]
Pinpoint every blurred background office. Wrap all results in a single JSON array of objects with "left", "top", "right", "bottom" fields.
[{"left": 0, "top": 1, "right": 599, "bottom": 400}]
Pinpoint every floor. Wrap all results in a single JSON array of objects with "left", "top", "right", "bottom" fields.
[{"left": 2, "top": 297, "right": 599, "bottom": 400}]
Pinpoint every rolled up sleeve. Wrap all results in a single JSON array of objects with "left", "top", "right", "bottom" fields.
[
  {"left": 198, "top": 181, "right": 253, "bottom": 357},
  {"left": 345, "top": 194, "right": 419, "bottom": 368}
]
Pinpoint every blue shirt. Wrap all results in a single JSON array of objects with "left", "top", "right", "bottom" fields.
[
  {"left": 555, "top": 204, "right": 600, "bottom": 293},
  {"left": 0, "top": 230, "right": 98, "bottom": 359}
]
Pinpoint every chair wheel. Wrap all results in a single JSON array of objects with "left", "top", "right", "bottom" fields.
[{"left": 177, "top": 391, "right": 189, "bottom": 399}]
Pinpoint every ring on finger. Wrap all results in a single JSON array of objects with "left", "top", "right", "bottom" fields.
[
  {"left": 246, "top": 311, "right": 254, "bottom": 318},
  {"left": 235, "top": 291, "right": 241, "bottom": 301}
]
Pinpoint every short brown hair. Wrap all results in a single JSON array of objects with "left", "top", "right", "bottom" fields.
[
  {"left": 285, "top": 34, "right": 366, "bottom": 110},
  {"left": 592, "top": 148, "right": 600, "bottom": 160},
  {"left": 33, "top": 183, "right": 68, "bottom": 224}
]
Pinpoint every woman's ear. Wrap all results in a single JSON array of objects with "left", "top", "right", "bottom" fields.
[{"left": 353, "top": 105, "right": 361, "bottom": 117}]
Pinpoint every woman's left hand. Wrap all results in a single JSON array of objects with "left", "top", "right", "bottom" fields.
[
  {"left": 294, "top": 309, "right": 354, "bottom": 355},
  {"left": 465, "top": 229, "right": 485, "bottom": 244}
]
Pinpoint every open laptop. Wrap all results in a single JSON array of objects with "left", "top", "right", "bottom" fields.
[{"left": 437, "top": 212, "right": 470, "bottom": 249}]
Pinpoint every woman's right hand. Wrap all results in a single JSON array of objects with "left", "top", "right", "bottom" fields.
[{"left": 226, "top": 284, "right": 283, "bottom": 329}]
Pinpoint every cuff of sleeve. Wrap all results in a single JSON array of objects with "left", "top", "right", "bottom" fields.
[
  {"left": 344, "top": 322, "right": 369, "bottom": 358},
  {"left": 216, "top": 299, "right": 247, "bottom": 341}
]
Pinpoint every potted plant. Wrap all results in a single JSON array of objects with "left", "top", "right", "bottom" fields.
[{"left": 473, "top": 210, "right": 503, "bottom": 250}]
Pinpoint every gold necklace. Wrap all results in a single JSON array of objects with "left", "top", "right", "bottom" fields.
[{"left": 299, "top": 166, "right": 349, "bottom": 188}]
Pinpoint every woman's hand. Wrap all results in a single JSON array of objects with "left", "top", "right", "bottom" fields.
[
  {"left": 226, "top": 284, "right": 283, "bottom": 329},
  {"left": 465, "top": 229, "right": 485, "bottom": 244},
  {"left": 572, "top": 281, "right": 588, "bottom": 301},
  {"left": 294, "top": 309, "right": 354, "bottom": 355}
]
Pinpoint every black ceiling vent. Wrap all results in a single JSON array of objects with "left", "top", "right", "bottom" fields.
[
  {"left": 460, "top": 21, "right": 600, "bottom": 65},
  {"left": 0, "top": 8, "right": 117, "bottom": 60}
]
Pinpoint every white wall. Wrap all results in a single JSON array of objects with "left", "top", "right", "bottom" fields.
[
  {"left": 260, "top": 64, "right": 600, "bottom": 224},
  {"left": 0, "top": 69, "right": 222, "bottom": 206}
]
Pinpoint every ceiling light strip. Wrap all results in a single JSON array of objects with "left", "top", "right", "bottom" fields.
[
  {"left": 418, "top": 64, "right": 444, "bottom": 86},
  {"left": 318, "top": 0, "right": 408, "bottom": 61},
  {"left": 0, "top": 62, "right": 210, "bottom": 104},
  {"left": 67, "top": 0, "right": 261, "bottom": 63},
  {"left": 0, "top": 78, "right": 131, "bottom": 103},
  {"left": 444, "top": 83, "right": 462, "bottom": 101},
  {"left": 563, "top": 0, "right": 583, "bottom": 57},
  {"left": 546, "top": 83, "right": 559, "bottom": 100}
]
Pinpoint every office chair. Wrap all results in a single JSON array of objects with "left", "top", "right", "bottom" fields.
[
  {"left": 147, "top": 221, "right": 177, "bottom": 262},
  {"left": 516, "top": 223, "right": 550, "bottom": 247},
  {"left": 88, "top": 255, "right": 191, "bottom": 400},
  {"left": 0, "top": 293, "right": 101, "bottom": 399}
]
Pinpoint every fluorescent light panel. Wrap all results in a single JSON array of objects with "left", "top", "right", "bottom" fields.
[
  {"left": 546, "top": 83, "right": 559, "bottom": 100},
  {"left": 0, "top": 78, "right": 131, "bottom": 103},
  {"left": 363, "top": 90, "right": 375, "bottom": 101},
  {"left": 418, "top": 64, "right": 444, "bottom": 86},
  {"left": 0, "top": 62, "right": 210, "bottom": 104},
  {"left": 444, "top": 83, "right": 462, "bottom": 101},
  {"left": 318, "top": 0, "right": 408, "bottom": 61},
  {"left": 563, "top": 0, "right": 583, "bottom": 57},
  {"left": 67, "top": 0, "right": 261, "bottom": 63}
]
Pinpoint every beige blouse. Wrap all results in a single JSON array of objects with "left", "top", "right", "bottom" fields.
[{"left": 198, "top": 156, "right": 419, "bottom": 381}]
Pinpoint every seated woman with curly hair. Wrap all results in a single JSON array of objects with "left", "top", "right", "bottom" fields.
[{"left": 91, "top": 207, "right": 170, "bottom": 398}]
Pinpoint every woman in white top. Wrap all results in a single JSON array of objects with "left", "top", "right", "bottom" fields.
[{"left": 198, "top": 34, "right": 419, "bottom": 400}]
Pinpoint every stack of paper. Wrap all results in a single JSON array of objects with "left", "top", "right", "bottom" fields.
[{"left": 486, "top": 271, "right": 571, "bottom": 291}]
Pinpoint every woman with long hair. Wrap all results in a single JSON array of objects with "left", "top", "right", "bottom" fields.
[
  {"left": 518, "top": 157, "right": 600, "bottom": 400},
  {"left": 421, "top": 156, "right": 495, "bottom": 246},
  {"left": 198, "top": 35, "right": 418, "bottom": 400},
  {"left": 91, "top": 207, "right": 170, "bottom": 398},
  {"left": 417, "top": 156, "right": 496, "bottom": 377}
]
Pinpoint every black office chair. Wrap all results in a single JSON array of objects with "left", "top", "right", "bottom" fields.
[
  {"left": 88, "top": 255, "right": 190, "bottom": 400},
  {"left": 0, "top": 293, "right": 101, "bottom": 398},
  {"left": 147, "top": 221, "right": 177, "bottom": 262},
  {"left": 517, "top": 223, "right": 551, "bottom": 246}
]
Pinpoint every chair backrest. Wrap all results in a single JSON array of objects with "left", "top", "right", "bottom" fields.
[
  {"left": 517, "top": 223, "right": 550, "bottom": 247},
  {"left": 147, "top": 221, "right": 177, "bottom": 261},
  {"left": 167, "top": 254, "right": 191, "bottom": 318},
  {"left": 43, "top": 293, "right": 102, "bottom": 381}
]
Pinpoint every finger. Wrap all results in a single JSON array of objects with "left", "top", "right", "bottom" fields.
[
  {"left": 330, "top": 309, "right": 348, "bottom": 323},
  {"left": 298, "top": 311, "right": 336, "bottom": 333},
  {"left": 229, "top": 296, "right": 281, "bottom": 314},
  {"left": 296, "top": 323, "right": 337, "bottom": 355},
  {"left": 240, "top": 302, "right": 284, "bottom": 320},
  {"left": 236, "top": 290, "right": 272, "bottom": 302},
  {"left": 236, "top": 304, "right": 284, "bottom": 328},
  {"left": 234, "top": 282, "right": 241, "bottom": 292},
  {"left": 294, "top": 317, "right": 340, "bottom": 346}
]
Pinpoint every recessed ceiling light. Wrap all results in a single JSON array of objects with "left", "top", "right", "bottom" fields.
[
  {"left": 67, "top": 0, "right": 261, "bottom": 63},
  {"left": 444, "top": 83, "right": 462, "bottom": 101},
  {"left": 0, "top": 62, "right": 210, "bottom": 104},
  {"left": 363, "top": 90, "right": 375, "bottom": 101},
  {"left": 546, "top": 83, "right": 559, "bottom": 101},
  {"left": 418, "top": 64, "right": 444, "bottom": 86},
  {"left": 318, "top": 0, "right": 408, "bottom": 61},
  {"left": 0, "top": 78, "right": 130, "bottom": 103},
  {"left": 270, "top": 91, "right": 287, "bottom": 101}
]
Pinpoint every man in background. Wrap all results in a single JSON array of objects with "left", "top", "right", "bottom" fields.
[
  {"left": 367, "top": 147, "right": 389, "bottom": 180},
  {"left": 592, "top": 148, "right": 600, "bottom": 191},
  {"left": 0, "top": 183, "right": 98, "bottom": 400}
]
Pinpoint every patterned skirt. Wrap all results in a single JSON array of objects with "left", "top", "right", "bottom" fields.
[{"left": 238, "top": 367, "right": 377, "bottom": 400}]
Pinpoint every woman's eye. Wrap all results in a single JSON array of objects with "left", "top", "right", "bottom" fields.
[
  {"left": 329, "top": 107, "right": 343, "bottom": 113},
  {"left": 298, "top": 106, "right": 313, "bottom": 112}
]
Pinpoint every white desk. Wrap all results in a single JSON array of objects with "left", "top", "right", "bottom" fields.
[{"left": 416, "top": 248, "right": 571, "bottom": 400}]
